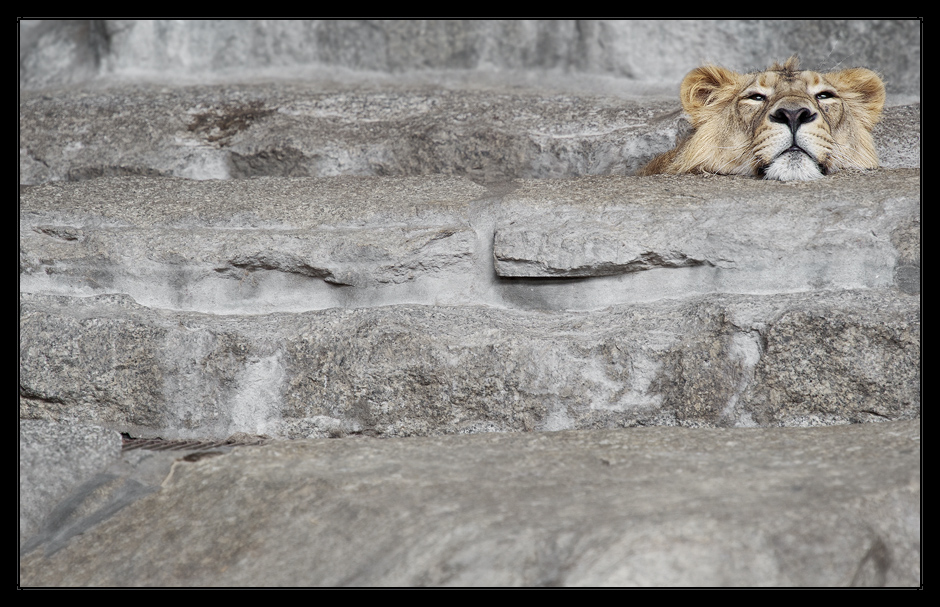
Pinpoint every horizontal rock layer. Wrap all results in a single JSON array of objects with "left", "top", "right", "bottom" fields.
[
  {"left": 20, "top": 288, "right": 920, "bottom": 439},
  {"left": 20, "top": 20, "right": 921, "bottom": 98},
  {"left": 19, "top": 171, "right": 921, "bottom": 439},
  {"left": 19, "top": 84, "right": 919, "bottom": 186},
  {"left": 20, "top": 171, "right": 920, "bottom": 314},
  {"left": 20, "top": 420, "right": 921, "bottom": 586},
  {"left": 19, "top": 20, "right": 921, "bottom": 587}
]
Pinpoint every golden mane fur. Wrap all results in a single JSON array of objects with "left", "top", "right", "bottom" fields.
[{"left": 638, "top": 56, "right": 886, "bottom": 181}]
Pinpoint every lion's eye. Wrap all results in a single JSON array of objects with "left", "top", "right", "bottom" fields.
[
  {"left": 816, "top": 91, "right": 837, "bottom": 100},
  {"left": 745, "top": 93, "right": 766, "bottom": 102}
]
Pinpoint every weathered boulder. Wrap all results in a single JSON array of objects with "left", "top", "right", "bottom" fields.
[
  {"left": 17, "top": 84, "right": 685, "bottom": 184},
  {"left": 19, "top": 171, "right": 920, "bottom": 439},
  {"left": 493, "top": 171, "right": 919, "bottom": 297}
]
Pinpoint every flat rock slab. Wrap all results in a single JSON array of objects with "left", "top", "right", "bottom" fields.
[
  {"left": 493, "top": 170, "right": 919, "bottom": 300},
  {"left": 20, "top": 175, "right": 489, "bottom": 312},
  {"left": 20, "top": 288, "right": 919, "bottom": 439},
  {"left": 19, "top": 420, "right": 920, "bottom": 587},
  {"left": 18, "top": 83, "right": 919, "bottom": 186},
  {"left": 18, "top": 84, "right": 679, "bottom": 184},
  {"left": 19, "top": 419, "right": 122, "bottom": 547},
  {"left": 20, "top": 171, "right": 920, "bottom": 314},
  {"left": 19, "top": 20, "right": 921, "bottom": 96}
]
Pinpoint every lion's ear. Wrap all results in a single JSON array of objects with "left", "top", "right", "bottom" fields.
[
  {"left": 826, "top": 68, "right": 886, "bottom": 129},
  {"left": 679, "top": 65, "right": 742, "bottom": 124}
]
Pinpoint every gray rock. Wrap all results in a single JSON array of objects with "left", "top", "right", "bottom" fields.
[
  {"left": 494, "top": 170, "right": 918, "bottom": 297},
  {"left": 19, "top": 288, "right": 919, "bottom": 440},
  {"left": 19, "top": 175, "right": 488, "bottom": 313},
  {"left": 19, "top": 419, "right": 122, "bottom": 547},
  {"left": 19, "top": 420, "right": 920, "bottom": 586},
  {"left": 19, "top": 20, "right": 111, "bottom": 90},
  {"left": 20, "top": 20, "right": 920, "bottom": 98},
  {"left": 873, "top": 103, "right": 921, "bottom": 169},
  {"left": 18, "top": 19, "right": 921, "bottom": 588},
  {"left": 19, "top": 171, "right": 920, "bottom": 313},
  {"left": 18, "top": 83, "right": 919, "bottom": 187},
  {"left": 17, "top": 84, "right": 682, "bottom": 185},
  {"left": 19, "top": 171, "right": 921, "bottom": 439}
]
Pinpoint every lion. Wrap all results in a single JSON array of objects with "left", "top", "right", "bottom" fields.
[{"left": 638, "top": 56, "right": 885, "bottom": 181}]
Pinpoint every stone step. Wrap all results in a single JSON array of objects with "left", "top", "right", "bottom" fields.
[
  {"left": 19, "top": 84, "right": 919, "bottom": 186},
  {"left": 19, "top": 21, "right": 921, "bottom": 100},
  {"left": 19, "top": 418, "right": 920, "bottom": 586},
  {"left": 20, "top": 171, "right": 920, "bottom": 314},
  {"left": 18, "top": 287, "right": 921, "bottom": 440},
  {"left": 19, "top": 20, "right": 921, "bottom": 587},
  {"left": 20, "top": 171, "right": 920, "bottom": 440}
]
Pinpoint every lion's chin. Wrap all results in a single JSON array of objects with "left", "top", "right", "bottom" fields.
[{"left": 761, "top": 149, "right": 825, "bottom": 182}]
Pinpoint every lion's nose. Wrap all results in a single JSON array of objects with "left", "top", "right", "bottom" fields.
[{"left": 769, "top": 107, "right": 817, "bottom": 134}]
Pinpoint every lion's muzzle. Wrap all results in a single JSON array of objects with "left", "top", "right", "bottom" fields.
[{"left": 769, "top": 106, "right": 818, "bottom": 135}]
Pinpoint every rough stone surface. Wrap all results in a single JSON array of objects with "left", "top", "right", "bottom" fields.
[
  {"left": 494, "top": 171, "right": 918, "bottom": 292},
  {"left": 873, "top": 103, "right": 922, "bottom": 170},
  {"left": 20, "top": 20, "right": 921, "bottom": 98},
  {"left": 18, "top": 19, "right": 921, "bottom": 587},
  {"left": 19, "top": 420, "right": 920, "bottom": 587},
  {"left": 17, "top": 84, "right": 919, "bottom": 186},
  {"left": 19, "top": 289, "right": 919, "bottom": 440},
  {"left": 19, "top": 175, "right": 486, "bottom": 312},
  {"left": 19, "top": 419, "right": 122, "bottom": 547},
  {"left": 19, "top": 171, "right": 920, "bottom": 314},
  {"left": 19, "top": 172, "right": 921, "bottom": 441},
  {"left": 18, "top": 84, "right": 684, "bottom": 184}
]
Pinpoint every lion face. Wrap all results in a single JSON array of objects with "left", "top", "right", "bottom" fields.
[{"left": 640, "top": 57, "right": 886, "bottom": 181}]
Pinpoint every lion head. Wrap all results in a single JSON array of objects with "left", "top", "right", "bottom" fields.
[{"left": 639, "top": 56, "right": 886, "bottom": 181}]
